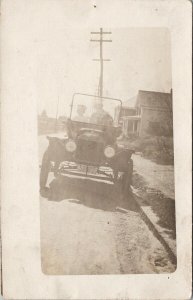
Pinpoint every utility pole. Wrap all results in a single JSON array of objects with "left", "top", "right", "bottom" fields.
[{"left": 90, "top": 28, "right": 112, "bottom": 98}]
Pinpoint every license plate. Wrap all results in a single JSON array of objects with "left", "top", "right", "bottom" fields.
[
  {"left": 77, "top": 164, "right": 98, "bottom": 175},
  {"left": 88, "top": 166, "right": 98, "bottom": 175},
  {"left": 77, "top": 164, "right": 87, "bottom": 173}
]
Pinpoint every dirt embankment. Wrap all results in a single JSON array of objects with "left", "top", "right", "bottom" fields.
[
  {"left": 133, "top": 171, "right": 176, "bottom": 240},
  {"left": 131, "top": 153, "right": 176, "bottom": 260}
]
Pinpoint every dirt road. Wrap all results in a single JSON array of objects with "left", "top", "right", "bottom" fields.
[{"left": 39, "top": 134, "right": 175, "bottom": 275}]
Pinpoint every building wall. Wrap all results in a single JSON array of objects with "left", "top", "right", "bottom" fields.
[{"left": 139, "top": 107, "right": 172, "bottom": 137}]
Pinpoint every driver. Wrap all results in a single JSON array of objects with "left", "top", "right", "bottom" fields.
[
  {"left": 73, "top": 104, "right": 88, "bottom": 122},
  {"left": 90, "top": 102, "right": 113, "bottom": 126}
]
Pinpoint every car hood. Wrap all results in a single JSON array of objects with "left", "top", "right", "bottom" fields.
[{"left": 77, "top": 128, "right": 105, "bottom": 143}]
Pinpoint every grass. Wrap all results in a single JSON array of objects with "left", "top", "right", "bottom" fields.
[{"left": 120, "top": 135, "right": 174, "bottom": 165}]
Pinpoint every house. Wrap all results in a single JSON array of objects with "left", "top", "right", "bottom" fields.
[
  {"left": 117, "top": 96, "right": 138, "bottom": 133},
  {"left": 120, "top": 96, "right": 137, "bottom": 118},
  {"left": 121, "top": 89, "right": 173, "bottom": 137}
]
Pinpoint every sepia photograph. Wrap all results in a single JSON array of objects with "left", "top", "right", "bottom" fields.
[
  {"left": 1, "top": 0, "right": 192, "bottom": 298},
  {"left": 37, "top": 28, "right": 176, "bottom": 275}
]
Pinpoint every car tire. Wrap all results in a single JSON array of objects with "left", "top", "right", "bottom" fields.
[
  {"left": 121, "top": 159, "right": 133, "bottom": 195},
  {"left": 40, "top": 150, "right": 51, "bottom": 190}
]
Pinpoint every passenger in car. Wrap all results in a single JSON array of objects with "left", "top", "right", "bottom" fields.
[
  {"left": 90, "top": 102, "right": 113, "bottom": 126},
  {"left": 73, "top": 104, "right": 89, "bottom": 123}
]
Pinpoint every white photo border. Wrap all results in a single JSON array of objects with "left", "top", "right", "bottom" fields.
[{"left": 1, "top": 0, "right": 192, "bottom": 299}]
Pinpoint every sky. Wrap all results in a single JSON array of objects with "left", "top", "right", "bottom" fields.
[{"left": 35, "top": 28, "right": 172, "bottom": 117}]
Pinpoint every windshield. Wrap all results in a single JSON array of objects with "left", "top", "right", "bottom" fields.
[{"left": 70, "top": 94, "right": 122, "bottom": 127}]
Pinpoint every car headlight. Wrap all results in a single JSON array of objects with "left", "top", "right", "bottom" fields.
[
  {"left": 65, "top": 140, "right": 77, "bottom": 152},
  {"left": 104, "top": 146, "right": 115, "bottom": 158}
]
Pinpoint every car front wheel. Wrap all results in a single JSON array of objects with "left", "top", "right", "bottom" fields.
[
  {"left": 40, "top": 150, "right": 51, "bottom": 191},
  {"left": 121, "top": 159, "right": 133, "bottom": 195}
]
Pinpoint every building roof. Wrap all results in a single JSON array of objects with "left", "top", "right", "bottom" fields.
[
  {"left": 136, "top": 90, "right": 172, "bottom": 110},
  {"left": 122, "top": 95, "right": 137, "bottom": 108}
]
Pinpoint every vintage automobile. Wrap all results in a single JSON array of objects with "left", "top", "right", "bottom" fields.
[{"left": 40, "top": 93, "right": 134, "bottom": 195}]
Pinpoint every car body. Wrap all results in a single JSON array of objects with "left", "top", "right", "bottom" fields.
[{"left": 40, "top": 93, "right": 134, "bottom": 194}]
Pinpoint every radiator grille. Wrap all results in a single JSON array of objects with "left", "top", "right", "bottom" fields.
[{"left": 75, "top": 140, "right": 103, "bottom": 164}]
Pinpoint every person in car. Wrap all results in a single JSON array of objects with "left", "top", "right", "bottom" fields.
[
  {"left": 73, "top": 104, "right": 88, "bottom": 122},
  {"left": 90, "top": 102, "right": 113, "bottom": 126}
]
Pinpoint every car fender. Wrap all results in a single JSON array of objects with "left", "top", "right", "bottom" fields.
[
  {"left": 45, "top": 136, "right": 68, "bottom": 163},
  {"left": 109, "top": 147, "right": 134, "bottom": 172}
]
